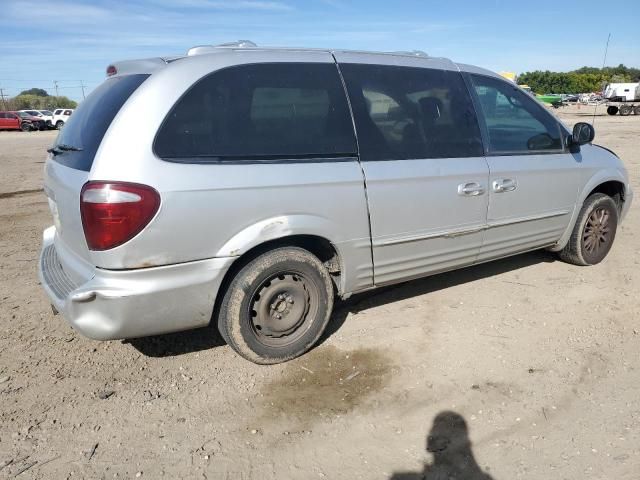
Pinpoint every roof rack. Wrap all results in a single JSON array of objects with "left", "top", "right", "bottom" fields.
[
  {"left": 186, "top": 40, "right": 257, "bottom": 56},
  {"left": 390, "top": 50, "right": 428, "bottom": 57}
]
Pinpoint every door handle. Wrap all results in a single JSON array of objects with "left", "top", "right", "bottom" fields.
[
  {"left": 457, "top": 182, "right": 485, "bottom": 196},
  {"left": 492, "top": 178, "right": 517, "bottom": 193}
]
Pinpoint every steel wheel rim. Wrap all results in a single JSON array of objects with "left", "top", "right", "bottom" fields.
[
  {"left": 248, "top": 271, "right": 318, "bottom": 347},
  {"left": 582, "top": 207, "right": 611, "bottom": 254}
]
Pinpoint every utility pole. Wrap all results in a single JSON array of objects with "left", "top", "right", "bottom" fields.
[
  {"left": 53, "top": 80, "right": 59, "bottom": 97},
  {"left": 80, "top": 80, "right": 86, "bottom": 100},
  {"left": 0, "top": 88, "right": 8, "bottom": 109}
]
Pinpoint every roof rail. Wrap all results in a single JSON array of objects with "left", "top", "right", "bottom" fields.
[
  {"left": 187, "top": 40, "right": 257, "bottom": 56},
  {"left": 390, "top": 50, "right": 429, "bottom": 57}
]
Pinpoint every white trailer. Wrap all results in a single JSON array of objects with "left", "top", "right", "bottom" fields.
[
  {"left": 604, "top": 82, "right": 640, "bottom": 102},
  {"left": 603, "top": 82, "right": 640, "bottom": 116}
]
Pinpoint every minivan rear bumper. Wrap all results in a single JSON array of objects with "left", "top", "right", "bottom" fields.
[{"left": 38, "top": 226, "right": 234, "bottom": 340}]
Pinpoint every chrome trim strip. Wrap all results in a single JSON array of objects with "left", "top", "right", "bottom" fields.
[
  {"left": 374, "top": 225, "right": 486, "bottom": 246},
  {"left": 487, "top": 209, "right": 571, "bottom": 228},
  {"left": 373, "top": 209, "right": 571, "bottom": 247}
]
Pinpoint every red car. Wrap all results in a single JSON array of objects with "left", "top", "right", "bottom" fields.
[{"left": 0, "top": 111, "right": 46, "bottom": 131}]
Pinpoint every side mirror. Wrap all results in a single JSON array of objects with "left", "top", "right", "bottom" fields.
[{"left": 572, "top": 122, "right": 595, "bottom": 145}]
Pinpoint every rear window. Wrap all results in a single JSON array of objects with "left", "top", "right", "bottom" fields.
[
  {"left": 154, "top": 63, "right": 357, "bottom": 161},
  {"left": 52, "top": 74, "right": 148, "bottom": 171}
]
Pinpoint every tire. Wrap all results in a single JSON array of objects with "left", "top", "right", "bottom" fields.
[
  {"left": 606, "top": 106, "right": 618, "bottom": 116},
  {"left": 20, "top": 122, "right": 31, "bottom": 132},
  {"left": 619, "top": 105, "right": 632, "bottom": 116},
  {"left": 56, "top": 121, "right": 64, "bottom": 130},
  {"left": 559, "top": 193, "right": 618, "bottom": 266},
  {"left": 634, "top": 106, "right": 640, "bottom": 116},
  {"left": 218, "top": 247, "right": 334, "bottom": 364}
]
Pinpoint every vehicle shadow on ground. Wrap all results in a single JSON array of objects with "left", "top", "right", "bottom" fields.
[
  {"left": 127, "top": 250, "right": 555, "bottom": 358},
  {"left": 319, "top": 249, "right": 555, "bottom": 345},
  {"left": 389, "top": 411, "right": 494, "bottom": 480}
]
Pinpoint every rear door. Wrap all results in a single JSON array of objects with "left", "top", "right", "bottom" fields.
[
  {"left": 468, "top": 73, "right": 581, "bottom": 262},
  {"left": 336, "top": 54, "right": 489, "bottom": 285},
  {"left": 44, "top": 74, "right": 150, "bottom": 263},
  {"left": 7, "top": 113, "right": 20, "bottom": 129}
]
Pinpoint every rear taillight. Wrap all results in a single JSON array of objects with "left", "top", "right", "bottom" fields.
[{"left": 80, "top": 181, "right": 160, "bottom": 251}]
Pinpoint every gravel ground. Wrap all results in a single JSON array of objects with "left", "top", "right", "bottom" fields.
[{"left": 0, "top": 107, "right": 638, "bottom": 479}]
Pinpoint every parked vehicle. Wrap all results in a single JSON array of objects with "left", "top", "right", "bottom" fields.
[
  {"left": 20, "top": 109, "right": 55, "bottom": 128},
  {"left": 603, "top": 82, "right": 640, "bottom": 102},
  {"left": 536, "top": 93, "right": 563, "bottom": 107},
  {"left": 603, "top": 82, "right": 640, "bottom": 116},
  {"left": 0, "top": 111, "right": 44, "bottom": 131},
  {"left": 52, "top": 109, "right": 74, "bottom": 129},
  {"left": 38, "top": 42, "right": 633, "bottom": 364},
  {"left": 16, "top": 111, "right": 47, "bottom": 130},
  {"left": 20, "top": 109, "right": 53, "bottom": 128}
]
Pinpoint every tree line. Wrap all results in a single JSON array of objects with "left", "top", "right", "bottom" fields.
[
  {"left": 517, "top": 64, "right": 640, "bottom": 94},
  {"left": 2, "top": 88, "right": 77, "bottom": 111}
]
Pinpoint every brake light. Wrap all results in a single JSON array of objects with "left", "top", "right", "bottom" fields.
[{"left": 80, "top": 181, "right": 160, "bottom": 251}]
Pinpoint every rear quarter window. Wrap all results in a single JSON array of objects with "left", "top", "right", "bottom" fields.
[
  {"left": 154, "top": 63, "right": 357, "bottom": 161},
  {"left": 52, "top": 74, "right": 148, "bottom": 171}
]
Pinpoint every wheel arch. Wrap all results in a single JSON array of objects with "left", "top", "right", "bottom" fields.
[
  {"left": 211, "top": 233, "right": 343, "bottom": 336},
  {"left": 550, "top": 171, "right": 628, "bottom": 252}
]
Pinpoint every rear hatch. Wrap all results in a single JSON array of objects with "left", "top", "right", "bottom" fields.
[{"left": 44, "top": 74, "right": 149, "bottom": 266}]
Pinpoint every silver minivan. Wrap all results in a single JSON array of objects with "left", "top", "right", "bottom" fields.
[{"left": 39, "top": 42, "right": 632, "bottom": 364}]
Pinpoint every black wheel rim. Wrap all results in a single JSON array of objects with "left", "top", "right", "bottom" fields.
[
  {"left": 582, "top": 207, "right": 612, "bottom": 255},
  {"left": 248, "top": 272, "right": 318, "bottom": 347}
]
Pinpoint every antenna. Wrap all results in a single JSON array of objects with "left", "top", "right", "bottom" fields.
[{"left": 592, "top": 33, "right": 611, "bottom": 126}]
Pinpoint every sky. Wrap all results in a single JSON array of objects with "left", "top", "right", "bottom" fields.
[{"left": 1, "top": 0, "right": 638, "bottom": 102}]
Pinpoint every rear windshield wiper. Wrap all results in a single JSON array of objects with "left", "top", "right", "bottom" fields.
[{"left": 47, "top": 144, "right": 83, "bottom": 156}]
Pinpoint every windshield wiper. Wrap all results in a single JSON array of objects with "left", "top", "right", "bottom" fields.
[
  {"left": 47, "top": 146, "right": 62, "bottom": 156},
  {"left": 46, "top": 144, "right": 83, "bottom": 156},
  {"left": 57, "top": 144, "right": 83, "bottom": 152}
]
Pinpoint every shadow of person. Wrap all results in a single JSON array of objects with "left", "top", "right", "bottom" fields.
[{"left": 390, "top": 411, "right": 494, "bottom": 480}]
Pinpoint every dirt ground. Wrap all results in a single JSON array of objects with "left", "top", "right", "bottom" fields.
[{"left": 1, "top": 106, "right": 639, "bottom": 479}]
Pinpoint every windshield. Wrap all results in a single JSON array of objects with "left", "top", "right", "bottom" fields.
[
  {"left": 26, "top": 111, "right": 41, "bottom": 116},
  {"left": 52, "top": 74, "right": 149, "bottom": 171},
  {"left": 41, "top": 111, "right": 53, "bottom": 116},
  {"left": 17, "top": 112, "right": 31, "bottom": 118}
]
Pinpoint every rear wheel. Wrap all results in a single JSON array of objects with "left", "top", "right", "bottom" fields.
[
  {"left": 606, "top": 105, "right": 618, "bottom": 116},
  {"left": 634, "top": 106, "right": 640, "bottom": 116},
  {"left": 20, "top": 122, "right": 31, "bottom": 132},
  {"left": 559, "top": 193, "right": 618, "bottom": 266},
  {"left": 619, "top": 105, "right": 632, "bottom": 116},
  {"left": 218, "top": 247, "right": 334, "bottom": 364}
]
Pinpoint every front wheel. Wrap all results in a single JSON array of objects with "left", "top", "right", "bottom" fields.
[
  {"left": 20, "top": 122, "right": 31, "bottom": 132},
  {"left": 55, "top": 121, "right": 64, "bottom": 130},
  {"left": 218, "top": 247, "right": 334, "bottom": 364},
  {"left": 559, "top": 193, "right": 618, "bottom": 266}
]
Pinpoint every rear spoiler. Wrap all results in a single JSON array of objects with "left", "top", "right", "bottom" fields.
[{"left": 106, "top": 56, "right": 183, "bottom": 77}]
